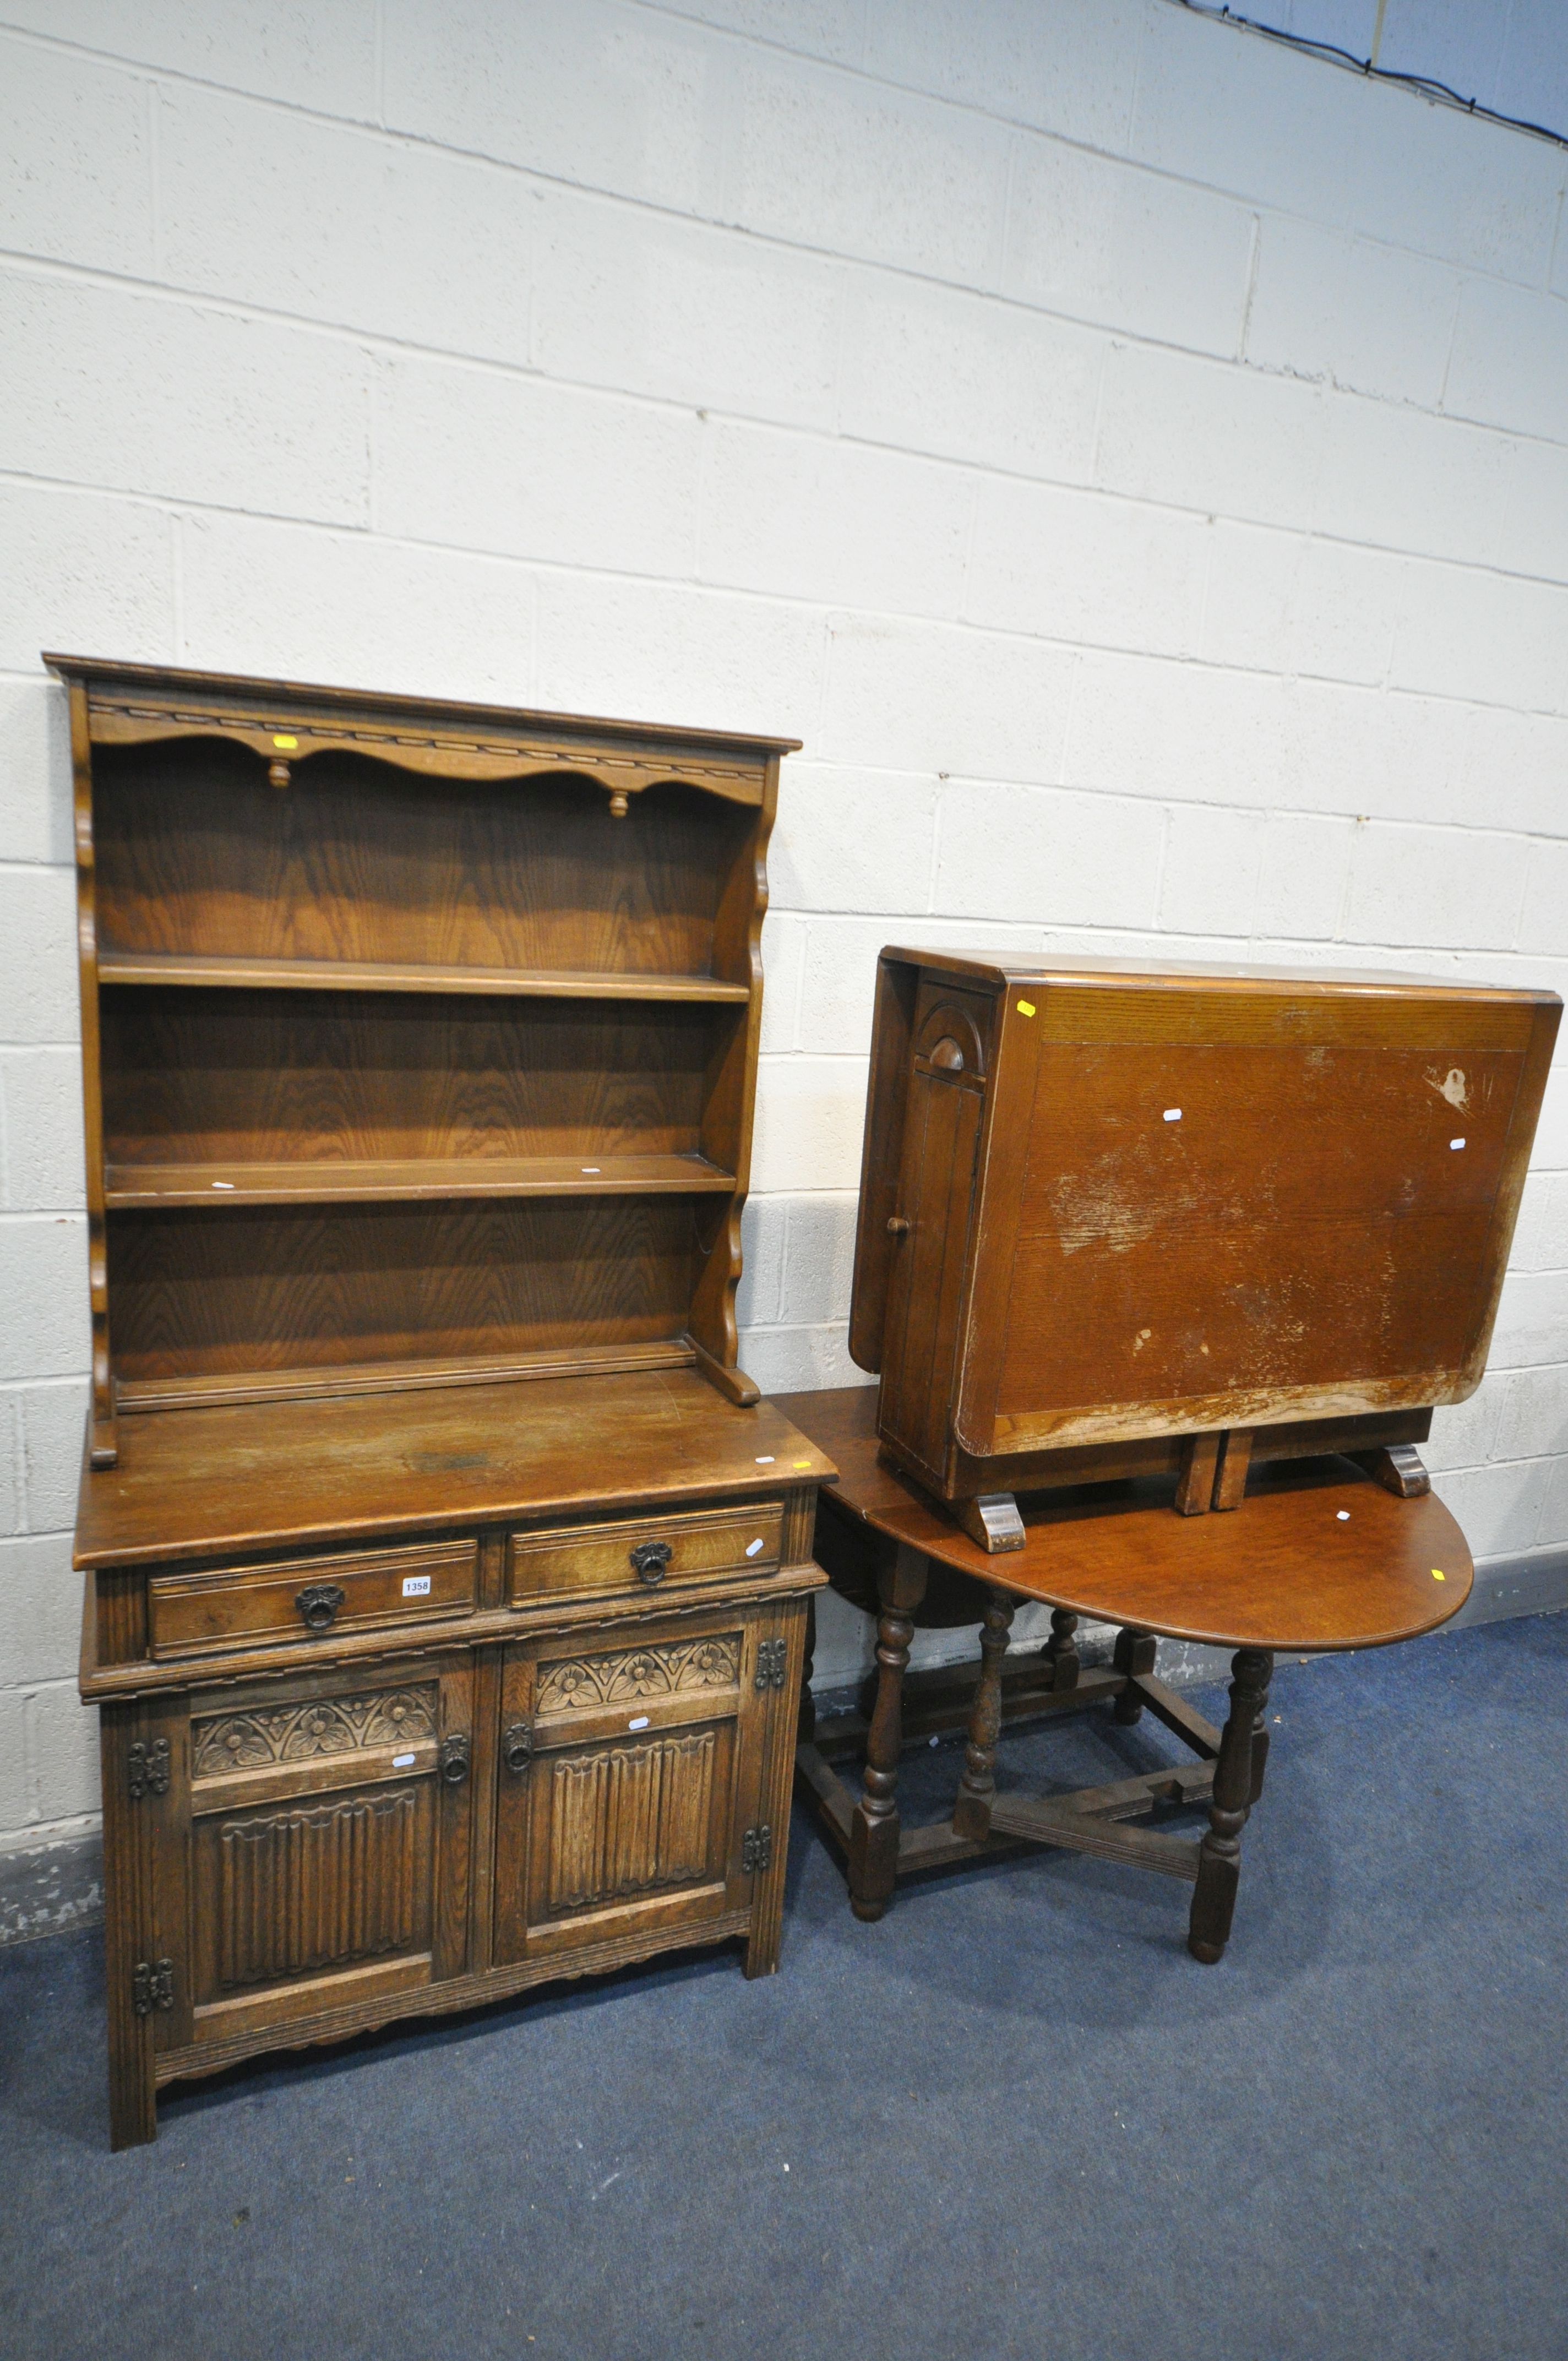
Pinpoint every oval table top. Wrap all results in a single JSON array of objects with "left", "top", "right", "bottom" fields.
[{"left": 771, "top": 1387, "right": 1472, "bottom": 1654}]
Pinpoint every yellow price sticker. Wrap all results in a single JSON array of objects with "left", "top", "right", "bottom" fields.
[
  {"left": 273, "top": 733, "right": 298, "bottom": 749},
  {"left": 1016, "top": 999, "right": 1036, "bottom": 1018},
  {"left": 1431, "top": 1568, "right": 1446, "bottom": 1581}
]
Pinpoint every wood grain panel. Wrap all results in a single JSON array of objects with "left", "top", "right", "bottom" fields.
[
  {"left": 103, "top": 1155, "right": 736, "bottom": 1210},
  {"left": 878, "top": 1057, "right": 983, "bottom": 1478},
  {"left": 94, "top": 742, "right": 750, "bottom": 979},
  {"left": 1030, "top": 982, "right": 1535, "bottom": 1052},
  {"left": 993, "top": 1036, "right": 1522, "bottom": 1427},
  {"left": 101, "top": 989, "right": 725, "bottom": 1168},
  {"left": 149, "top": 1538, "right": 476, "bottom": 1658},
  {"left": 95, "top": 1568, "right": 148, "bottom": 1664},
  {"left": 776, "top": 1385, "right": 1473, "bottom": 1654},
  {"left": 508, "top": 1504, "right": 781, "bottom": 1609},
  {"left": 1017, "top": 1042, "right": 1519, "bottom": 1240},
  {"left": 847, "top": 954, "right": 919, "bottom": 1374},
  {"left": 74, "top": 1370, "right": 837, "bottom": 1570},
  {"left": 97, "top": 951, "right": 750, "bottom": 1003},
  {"left": 69, "top": 679, "right": 117, "bottom": 1464},
  {"left": 107, "top": 1197, "right": 705, "bottom": 1384},
  {"left": 99, "top": 1703, "right": 157, "bottom": 2145}
]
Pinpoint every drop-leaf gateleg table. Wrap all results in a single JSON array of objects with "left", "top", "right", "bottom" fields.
[{"left": 777, "top": 1388, "right": 1471, "bottom": 1961}]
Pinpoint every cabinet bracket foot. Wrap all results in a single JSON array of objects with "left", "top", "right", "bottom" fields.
[{"left": 953, "top": 1493, "right": 1026, "bottom": 1553}]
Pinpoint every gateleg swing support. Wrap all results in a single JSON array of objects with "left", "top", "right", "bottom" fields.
[{"left": 794, "top": 1542, "right": 1282, "bottom": 1962}]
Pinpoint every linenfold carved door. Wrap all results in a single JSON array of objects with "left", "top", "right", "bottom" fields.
[
  {"left": 162, "top": 1654, "right": 475, "bottom": 2054},
  {"left": 492, "top": 1608, "right": 770, "bottom": 1967}
]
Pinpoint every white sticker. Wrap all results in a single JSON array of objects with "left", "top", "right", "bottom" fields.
[
  {"left": 391, "top": 1751, "right": 416, "bottom": 1769},
  {"left": 755, "top": 1455, "right": 775, "bottom": 1465},
  {"left": 745, "top": 1538, "right": 765, "bottom": 1558},
  {"left": 628, "top": 1715, "right": 650, "bottom": 1731},
  {"left": 1163, "top": 1108, "right": 1182, "bottom": 1123},
  {"left": 212, "top": 1180, "right": 235, "bottom": 1189},
  {"left": 402, "top": 1574, "right": 432, "bottom": 1597},
  {"left": 1336, "top": 1511, "right": 1350, "bottom": 1521},
  {"left": 581, "top": 1166, "right": 601, "bottom": 1173},
  {"left": 1450, "top": 1138, "right": 1466, "bottom": 1151}
]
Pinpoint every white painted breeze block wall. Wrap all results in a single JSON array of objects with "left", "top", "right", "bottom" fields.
[{"left": 2, "top": 0, "right": 1566, "bottom": 1843}]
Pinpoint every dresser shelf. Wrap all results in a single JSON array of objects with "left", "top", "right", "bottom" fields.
[
  {"left": 49, "top": 656, "right": 787, "bottom": 1445},
  {"left": 99, "top": 951, "right": 750, "bottom": 1005},
  {"left": 104, "top": 1152, "right": 738, "bottom": 1209},
  {"left": 113, "top": 1337, "right": 705, "bottom": 1414}
]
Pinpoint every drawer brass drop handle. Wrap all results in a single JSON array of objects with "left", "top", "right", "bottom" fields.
[
  {"left": 438, "top": 1733, "right": 471, "bottom": 1785},
  {"left": 886, "top": 1216, "right": 910, "bottom": 1236},
  {"left": 503, "top": 1721, "right": 533, "bottom": 1774},
  {"left": 630, "top": 1540, "right": 673, "bottom": 1586},
  {"left": 295, "top": 1581, "right": 346, "bottom": 1633}
]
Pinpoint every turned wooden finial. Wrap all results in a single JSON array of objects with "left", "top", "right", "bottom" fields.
[
  {"left": 608, "top": 790, "right": 629, "bottom": 818},
  {"left": 268, "top": 760, "right": 291, "bottom": 789}
]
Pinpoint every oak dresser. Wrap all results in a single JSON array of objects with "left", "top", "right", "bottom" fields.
[{"left": 51, "top": 655, "right": 832, "bottom": 2147}]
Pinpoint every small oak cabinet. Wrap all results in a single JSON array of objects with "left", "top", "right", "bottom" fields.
[{"left": 95, "top": 1462, "right": 820, "bottom": 2140}]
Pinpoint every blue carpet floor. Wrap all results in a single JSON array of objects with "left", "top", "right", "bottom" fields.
[{"left": 3, "top": 1611, "right": 1566, "bottom": 2361}]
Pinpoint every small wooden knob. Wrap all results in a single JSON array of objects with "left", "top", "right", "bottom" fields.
[
  {"left": 886, "top": 1216, "right": 910, "bottom": 1236},
  {"left": 268, "top": 760, "right": 291, "bottom": 789},
  {"left": 608, "top": 790, "right": 629, "bottom": 818}
]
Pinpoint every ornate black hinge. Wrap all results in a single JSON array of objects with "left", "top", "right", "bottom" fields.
[
  {"left": 754, "top": 1639, "right": 788, "bottom": 1692},
  {"left": 127, "top": 1738, "right": 171, "bottom": 1801},
  {"left": 131, "top": 1957, "right": 175, "bottom": 2017},
  {"left": 741, "top": 1824, "right": 773, "bottom": 1875}
]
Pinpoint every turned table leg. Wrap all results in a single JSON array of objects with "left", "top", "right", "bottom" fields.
[
  {"left": 953, "top": 1587, "right": 1016, "bottom": 1840},
  {"left": 1113, "top": 1625, "right": 1156, "bottom": 1724},
  {"left": 848, "top": 1544, "right": 928, "bottom": 1921},
  {"left": 1249, "top": 1652, "right": 1275, "bottom": 1806},
  {"left": 1042, "top": 1606, "right": 1080, "bottom": 1693},
  {"left": 1189, "top": 1646, "right": 1273, "bottom": 1965}
]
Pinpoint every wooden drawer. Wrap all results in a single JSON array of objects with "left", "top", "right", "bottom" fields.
[
  {"left": 148, "top": 1538, "right": 478, "bottom": 1661},
  {"left": 507, "top": 1502, "right": 783, "bottom": 1610}
]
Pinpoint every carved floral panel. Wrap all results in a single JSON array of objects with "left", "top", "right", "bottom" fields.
[
  {"left": 535, "top": 1635, "right": 741, "bottom": 1717},
  {"left": 192, "top": 1685, "right": 438, "bottom": 1781}
]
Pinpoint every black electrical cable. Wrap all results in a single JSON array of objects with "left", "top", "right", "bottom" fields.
[{"left": 1172, "top": 0, "right": 1568, "bottom": 151}]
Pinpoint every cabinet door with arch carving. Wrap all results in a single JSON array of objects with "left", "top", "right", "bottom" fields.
[
  {"left": 492, "top": 1607, "right": 771, "bottom": 1968},
  {"left": 152, "top": 1652, "right": 476, "bottom": 2057}
]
